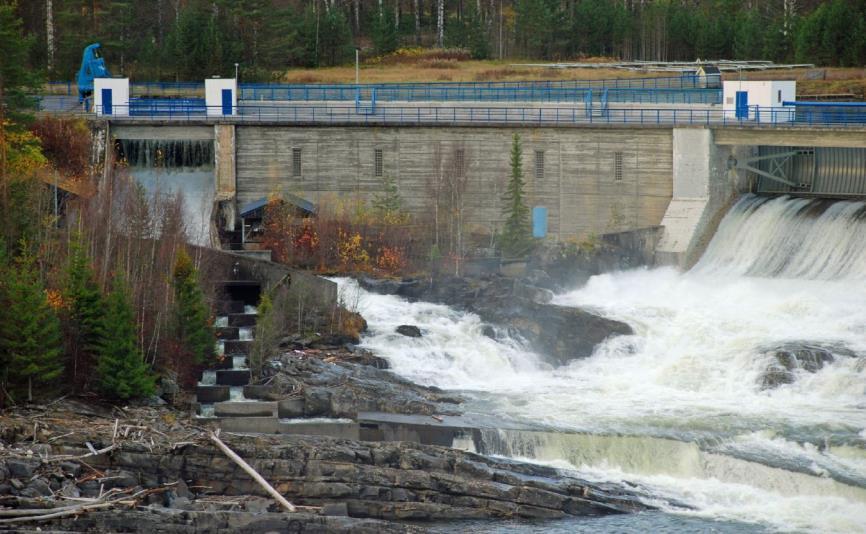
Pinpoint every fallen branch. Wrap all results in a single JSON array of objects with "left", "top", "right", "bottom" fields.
[
  {"left": 0, "top": 502, "right": 114, "bottom": 524},
  {"left": 46, "top": 443, "right": 117, "bottom": 463},
  {"left": 208, "top": 431, "right": 295, "bottom": 513}
]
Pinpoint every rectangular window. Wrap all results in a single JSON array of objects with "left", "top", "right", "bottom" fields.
[
  {"left": 455, "top": 149, "right": 465, "bottom": 177},
  {"left": 292, "top": 148, "right": 302, "bottom": 177},
  {"left": 374, "top": 148, "right": 383, "bottom": 177},
  {"left": 614, "top": 152, "right": 623, "bottom": 181},
  {"left": 535, "top": 150, "right": 544, "bottom": 180},
  {"left": 778, "top": 90, "right": 782, "bottom": 103}
]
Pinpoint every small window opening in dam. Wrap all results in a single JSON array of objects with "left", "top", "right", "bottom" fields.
[{"left": 114, "top": 138, "right": 214, "bottom": 169}]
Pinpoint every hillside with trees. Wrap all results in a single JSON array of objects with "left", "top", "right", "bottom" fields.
[{"left": 10, "top": 0, "right": 866, "bottom": 82}]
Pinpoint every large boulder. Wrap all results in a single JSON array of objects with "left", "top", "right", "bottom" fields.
[
  {"left": 491, "top": 302, "right": 632, "bottom": 366},
  {"left": 395, "top": 325, "right": 422, "bottom": 338}
]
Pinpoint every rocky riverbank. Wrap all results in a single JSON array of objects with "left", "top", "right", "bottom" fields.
[{"left": 0, "top": 399, "right": 654, "bottom": 532}]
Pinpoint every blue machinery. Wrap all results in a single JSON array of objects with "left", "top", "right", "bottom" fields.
[{"left": 76, "top": 43, "right": 110, "bottom": 102}]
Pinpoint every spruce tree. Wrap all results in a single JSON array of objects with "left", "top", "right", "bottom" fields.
[
  {"left": 64, "top": 234, "right": 105, "bottom": 386},
  {"left": 0, "top": 249, "right": 63, "bottom": 403},
  {"left": 172, "top": 250, "right": 215, "bottom": 365},
  {"left": 94, "top": 274, "right": 155, "bottom": 400},
  {"left": 499, "top": 133, "right": 533, "bottom": 258}
]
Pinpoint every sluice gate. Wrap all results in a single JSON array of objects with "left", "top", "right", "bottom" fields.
[{"left": 746, "top": 146, "right": 866, "bottom": 198}]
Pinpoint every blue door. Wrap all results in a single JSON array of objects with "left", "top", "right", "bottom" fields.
[
  {"left": 221, "top": 89, "right": 233, "bottom": 115},
  {"left": 735, "top": 91, "right": 749, "bottom": 119},
  {"left": 532, "top": 207, "right": 548, "bottom": 238},
  {"left": 101, "top": 88, "right": 112, "bottom": 115}
]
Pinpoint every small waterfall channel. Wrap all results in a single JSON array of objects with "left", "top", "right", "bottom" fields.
[
  {"left": 336, "top": 195, "right": 866, "bottom": 533},
  {"left": 114, "top": 138, "right": 215, "bottom": 246}
]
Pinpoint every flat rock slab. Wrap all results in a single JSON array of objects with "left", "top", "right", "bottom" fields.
[{"left": 214, "top": 401, "right": 277, "bottom": 417}]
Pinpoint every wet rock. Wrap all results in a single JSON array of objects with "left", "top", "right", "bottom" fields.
[
  {"left": 7, "top": 458, "right": 39, "bottom": 479},
  {"left": 759, "top": 342, "right": 853, "bottom": 389},
  {"left": 396, "top": 325, "right": 422, "bottom": 338},
  {"left": 59, "top": 479, "right": 81, "bottom": 498},
  {"left": 322, "top": 502, "right": 350, "bottom": 516},
  {"left": 481, "top": 325, "right": 497, "bottom": 339},
  {"left": 263, "top": 354, "right": 462, "bottom": 418},
  {"left": 22, "top": 478, "right": 53, "bottom": 497},
  {"left": 9, "top": 478, "right": 23, "bottom": 491},
  {"left": 364, "top": 273, "right": 632, "bottom": 366}
]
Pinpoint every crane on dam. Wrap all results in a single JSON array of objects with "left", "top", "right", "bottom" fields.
[{"left": 76, "top": 43, "right": 110, "bottom": 103}]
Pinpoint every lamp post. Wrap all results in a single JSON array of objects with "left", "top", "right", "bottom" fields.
[
  {"left": 234, "top": 62, "right": 239, "bottom": 81},
  {"left": 355, "top": 48, "right": 360, "bottom": 85}
]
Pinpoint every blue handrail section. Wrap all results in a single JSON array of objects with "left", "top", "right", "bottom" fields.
[
  {"left": 240, "top": 83, "right": 720, "bottom": 104},
  {"left": 73, "top": 103, "right": 866, "bottom": 128},
  {"left": 782, "top": 101, "right": 866, "bottom": 124},
  {"left": 128, "top": 97, "right": 206, "bottom": 116}
]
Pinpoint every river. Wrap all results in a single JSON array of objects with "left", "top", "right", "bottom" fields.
[{"left": 336, "top": 194, "right": 866, "bottom": 533}]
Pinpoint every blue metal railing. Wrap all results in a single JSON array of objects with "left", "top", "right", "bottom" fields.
[
  {"left": 128, "top": 97, "right": 206, "bottom": 116},
  {"left": 782, "top": 101, "right": 866, "bottom": 124},
  {"left": 239, "top": 83, "right": 720, "bottom": 104},
  {"left": 77, "top": 103, "right": 866, "bottom": 128}
]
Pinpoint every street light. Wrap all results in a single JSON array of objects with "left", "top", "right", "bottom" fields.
[
  {"left": 234, "top": 62, "right": 239, "bottom": 81},
  {"left": 355, "top": 48, "right": 360, "bottom": 85}
]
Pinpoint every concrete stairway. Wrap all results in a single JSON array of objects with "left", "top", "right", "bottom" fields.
[{"left": 196, "top": 282, "right": 266, "bottom": 420}]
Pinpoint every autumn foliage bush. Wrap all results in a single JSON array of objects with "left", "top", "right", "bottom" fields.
[{"left": 261, "top": 196, "right": 424, "bottom": 276}]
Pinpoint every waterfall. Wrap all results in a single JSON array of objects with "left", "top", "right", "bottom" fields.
[
  {"left": 694, "top": 194, "right": 866, "bottom": 280},
  {"left": 335, "top": 194, "right": 866, "bottom": 532},
  {"left": 116, "top": 139, "right": 214, "bottom": 169}
]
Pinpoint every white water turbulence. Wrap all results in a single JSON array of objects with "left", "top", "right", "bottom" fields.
[{"left": 335, "top": 194, "right": 866, "bottom": 533}]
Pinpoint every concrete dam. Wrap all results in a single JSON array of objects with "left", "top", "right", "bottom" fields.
[{"left": 98, "top": 93, "right": 866, "bottom": 266}]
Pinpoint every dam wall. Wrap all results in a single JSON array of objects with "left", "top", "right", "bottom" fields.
[
  {"left": 97, "top": 119, "right": 866, "bottom": 266},
  {"left": 235, "top": 126, "right": 675, "bottom": 242}
]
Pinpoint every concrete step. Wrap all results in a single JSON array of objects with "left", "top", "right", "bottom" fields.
[
  {"left": 215, "top": 326, "right": 239, "bottom": 340},
  {"left": 216, "top": 369, "right": 251, "bottom": 386},
  {"left": 212, "top": 415, "right": 359, "bottom": 438},
  {"left": 228, "top": 314, "right": 257, "bottom": 327},
  {"left": 224, "top": 340, "right": 253, "bottom": 355},
  {"left": 196, "top": 385, "right": 230, "bottom": 403},
  {"left": 215, "top": 300, "right": 245, "bottom": 314},
  {"left": 214, "top": 401, "right": 277, "bottom": 418}
]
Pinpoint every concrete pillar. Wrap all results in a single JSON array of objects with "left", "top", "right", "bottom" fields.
[
  {"left": 214, "top": 124, "right": 237, "bottom": 230},
  {"left": 654, "top": 128, "right": 746, "bottom": 268}
]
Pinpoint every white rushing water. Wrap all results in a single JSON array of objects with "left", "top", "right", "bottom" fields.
[{"left": 336, "top": 195, "right": 866, "bottom": 533}]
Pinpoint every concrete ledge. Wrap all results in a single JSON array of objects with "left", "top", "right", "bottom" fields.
[
  {"left": 224, "top": 340, "right": 253, "bottom": 355},
  {"left": 196, "top": 385, "right": 230, "bottom": 403},
  {"left": 278, "top": 420, "right": 360, "bottom": 440},
  {"left": 216, "top": 369, "right": 251, "bottom": 386},
  {"left": 214, "top": 401, "right": 277, "bottom": 417},
  {"left": 228, "top": 314, "right": 257, "bottom": 327},
  {"left": 216, "top": 417, "right": 281, "bottom": 434},
  {"left": 357, "top": 412, "right": 473, "bottom": 447},
  {"left": 215, "top": 326, "right": 240, "bottom": 340}
]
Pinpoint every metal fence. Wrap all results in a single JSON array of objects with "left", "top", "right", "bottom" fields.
[
  {"left": 239, "top": 81, "right": 720, "bottom": 104},
  {"left": 81, "top": 103, "right": 866, "bottom": 128}
]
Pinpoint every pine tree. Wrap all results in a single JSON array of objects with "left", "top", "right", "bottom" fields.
[
  {"left": 63, "top": 233, "right": 105, "bottom": 387},
  {"left": 372, "top": 7, "right": 399, "bottom": 55},
  {"left": 499, "top": 133, "right": 532, "bottom": 258},
  {"left": 372, "top": 175, "right": 407, "bottom": 224},
  {"left": 172, "top": 250, "right": 215, "bottom": 365},
  {"left": 0, "top": 249, "right": 63, "bottom": 403},
  {"left": 94, "top": 274, "right": 155, "bottom": 400}
]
